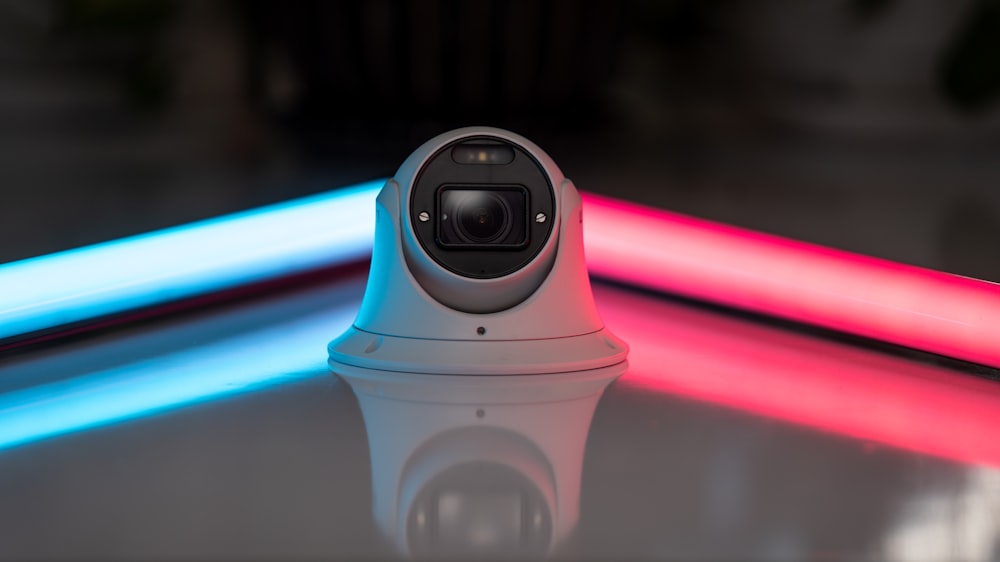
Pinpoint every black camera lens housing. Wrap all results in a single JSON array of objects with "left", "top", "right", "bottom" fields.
[
  {"left": 410, "top": 136, "right": 555, "bottom": 279},
  {"left": 438, "top": 186, "right": 528, "bottom": 247}
]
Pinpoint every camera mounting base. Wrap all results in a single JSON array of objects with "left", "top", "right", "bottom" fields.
[
  {"left": 328, "top": 325, "right": 628, "bottom": 376},
  {"left": 332, "top": 358, "right": 625, "bottom": 401}
]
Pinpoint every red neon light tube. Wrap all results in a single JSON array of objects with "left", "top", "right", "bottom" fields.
[{"left": 581, "top": 193, "right": 1000, "bottom": 369}]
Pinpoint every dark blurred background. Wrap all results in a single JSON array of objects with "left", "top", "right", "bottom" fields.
[{"left": 2, "top": 0, "right": 999, "bottom": 280}]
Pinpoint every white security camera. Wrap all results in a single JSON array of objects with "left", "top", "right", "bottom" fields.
[{"left": 328, "top": 126, "right": 627, "bottom": 376}]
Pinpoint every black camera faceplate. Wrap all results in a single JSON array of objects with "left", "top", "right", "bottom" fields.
[{"left": 410, "top": 137, "right": 556, "bottom": 279}]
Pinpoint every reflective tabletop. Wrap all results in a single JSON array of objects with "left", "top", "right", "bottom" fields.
[{"left": 2, "top": 272, "right": 999, "bottom": 561}]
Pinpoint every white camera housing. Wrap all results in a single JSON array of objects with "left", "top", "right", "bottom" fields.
[{"left": 328, "top": 127, "right": 627, "bottom": 375}]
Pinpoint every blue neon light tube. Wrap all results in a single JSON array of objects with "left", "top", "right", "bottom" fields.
[{"left": 0, "top": 180, "right": 383, "bottom": 341}]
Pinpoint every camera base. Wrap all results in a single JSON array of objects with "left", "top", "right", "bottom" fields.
[{"left": 328, "top": 325, "right": 628, "bottom": 376}]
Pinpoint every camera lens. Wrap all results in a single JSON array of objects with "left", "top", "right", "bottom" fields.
[
  {"left": 437, "top": 187, "right": 528, "bottom": 248},
  {"left": 455, "top": 192, "right": 511, "bottom": 243}
]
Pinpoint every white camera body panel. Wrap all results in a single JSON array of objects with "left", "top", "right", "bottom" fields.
[{"left": 328, "top": 127, "right": 627, "bottom": 375}]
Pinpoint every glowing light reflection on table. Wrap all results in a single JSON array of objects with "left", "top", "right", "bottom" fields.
[
  {"left": 597, "top": 285, "right": 1000, "bottom": 469},
  {"left": 0, "top": 305, "right": 356, "bottom": 451}
]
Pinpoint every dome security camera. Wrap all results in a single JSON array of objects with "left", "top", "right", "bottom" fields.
[{"left": 328, "top": 127, "right": 627, "bottom": 376}]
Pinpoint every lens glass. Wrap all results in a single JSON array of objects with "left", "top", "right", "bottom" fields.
[
  {"left": 457, "top": 192, "right": 509, "bottom": 243},
  {"left": 438, "top": 187, "right": 528, "bottom": 247}
]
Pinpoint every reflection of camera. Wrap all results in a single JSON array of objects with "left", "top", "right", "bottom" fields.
[
  {"left": 328, "top": 127, "right": 627, "bottom": 376},
  {"left": 402, "top": 428, "right": 553, "bottom": 559},
  {"left": 338, "top": 369, "right": 619, "bottom": 559}
]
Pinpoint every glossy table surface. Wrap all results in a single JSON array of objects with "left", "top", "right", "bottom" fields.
[{"left": 2, "top": 270, "right": 999, "bottom": 561}]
